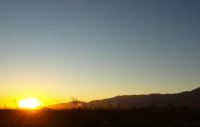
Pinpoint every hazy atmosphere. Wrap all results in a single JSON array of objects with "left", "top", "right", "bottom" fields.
[{"left": 0, "top": 0, "right": 200, "bottom": 107}]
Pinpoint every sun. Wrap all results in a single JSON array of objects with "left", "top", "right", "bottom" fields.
[{"left": 19, "top": 98, "right": 41, "bottom": 109}]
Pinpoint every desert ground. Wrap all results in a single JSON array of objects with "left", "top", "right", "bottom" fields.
[{"left": 0, "top": 107, "right": 199, "bottom": 127}]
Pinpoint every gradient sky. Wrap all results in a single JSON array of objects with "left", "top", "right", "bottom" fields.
[{"left": 0, "top": 0, "right": 200, "bottom": 107}]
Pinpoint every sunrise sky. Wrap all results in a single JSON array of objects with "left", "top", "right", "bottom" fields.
[{"left": 0, "top": 0, "right": 200, "bottom": 108}]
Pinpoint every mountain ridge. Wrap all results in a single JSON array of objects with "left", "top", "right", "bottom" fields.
[{"left": 49, "top": 87, "right": 200, "bottom": 109}]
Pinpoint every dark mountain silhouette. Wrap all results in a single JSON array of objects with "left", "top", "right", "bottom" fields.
[
  {"left": 49, "top": 87, "right": 200, "bottom": 109},
  {"left": 49, "top": 101, "right": 87, "bottom": 110},
  {"left": 49, "top": 102, "right": 74, "bottom": 109}
]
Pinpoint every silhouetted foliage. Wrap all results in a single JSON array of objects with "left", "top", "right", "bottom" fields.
[
  {"left": 180, "top": 106, "right": 189, "bottom": 111},
  {"left": 168, "top": 103, "right": 174, "bottom": 110},
  {"left": 88, "top": 102, "right": 95, "bottom": 109}
]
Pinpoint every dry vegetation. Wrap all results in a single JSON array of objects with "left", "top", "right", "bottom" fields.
[{"left": 0, "top": 108, "right": 199, "bottom": 127}]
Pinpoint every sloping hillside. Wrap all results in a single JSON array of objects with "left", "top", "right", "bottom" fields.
[{"left": 50, "top": 87, "right": 200, "bottom": 109}]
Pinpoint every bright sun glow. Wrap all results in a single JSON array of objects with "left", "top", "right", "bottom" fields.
[{"left": 19, "top": 98, "right": 41, "bottom": 109}]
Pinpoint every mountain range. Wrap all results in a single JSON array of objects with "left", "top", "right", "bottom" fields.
[{"left": 49, "top": 87, "right": 200, "bottom": 109}]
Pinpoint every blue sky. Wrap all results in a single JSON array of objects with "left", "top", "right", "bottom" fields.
[{"left": 0, "top": 0, "right": 199, "bottom": 105}]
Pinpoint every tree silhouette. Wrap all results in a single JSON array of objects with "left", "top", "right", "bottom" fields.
[{"left": 70, "top": 97, "right": 82, "bottom": 108}]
